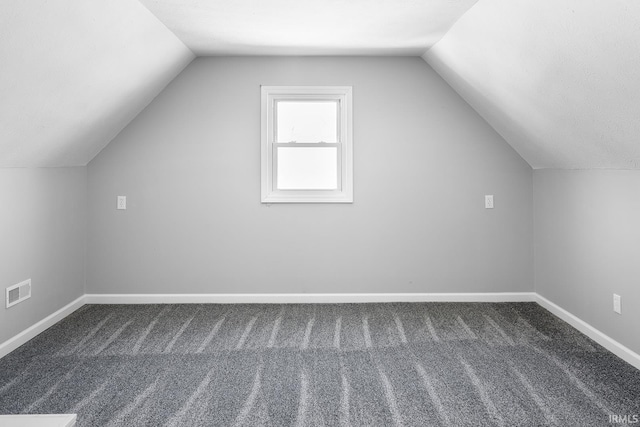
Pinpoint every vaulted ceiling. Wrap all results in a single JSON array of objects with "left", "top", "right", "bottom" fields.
[
  {"left": 1, "top": 0, "right": 638, "bottom": 169},
  {"left": 0, "top": 0, "right": 193, "bottom": 167},
  {"left": 137, "top": 0, "right": 479, "bottom": 56},
  {"left": 424, "top": 0, "right": 640, "bottom": 169}
]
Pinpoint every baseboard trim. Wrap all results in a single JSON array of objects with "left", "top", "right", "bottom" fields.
[
  {"left": 0, "top": 295, "right": 86, "bottom": 359},
  {"left": 84, "top": 292, "right": 537, "bottom": 304},
  {"left": 3, "top": 292, "right": 639, "bottom": 371},
  {"left": 536, "top": 294, "right": 640, "bottom": 370}
]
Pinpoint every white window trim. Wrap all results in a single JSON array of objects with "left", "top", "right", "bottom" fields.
[{"left": 261, "top": 86, "right": 353, "bottom": 203}]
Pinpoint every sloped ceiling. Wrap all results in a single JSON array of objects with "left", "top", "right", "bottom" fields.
[
  {"left": 137, "top": 0, "right": 479, "bottom": 55},
  {"left": 424, "top": 0, "right": 640, "bottom": 169},
  {"left": 0, "top": 0, "right": 194, "bottom": 167},
  {"left": 3, "top": 0, "right": 638, "bottom": 169}
]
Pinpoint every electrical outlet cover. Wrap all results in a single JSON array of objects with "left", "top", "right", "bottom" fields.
[
  {"left": 613, "top": 294, "right": 621, "bottom": 314},
  {"left": 117, "top": 196, "right": 127, "bottom": 210},
  {"left": 485, "top": 195, "right": 494, "bottom": 209}
]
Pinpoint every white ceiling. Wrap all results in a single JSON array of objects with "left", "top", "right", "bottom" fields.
[
  {"left": 0, "top": 0, "right": 193, "bottom": 167},
  {"left": 2, "top": 0, "right": 638, "bottom": 169},
  {"left": 137, "top": 0, "right": 479, "bottom": 56},
  {"left": 424, "top": 0, "right": 640, "bottom": 169}
]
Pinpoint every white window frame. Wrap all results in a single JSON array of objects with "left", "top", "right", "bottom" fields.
[{"left": 261, "top": 86, "right": 353, "bottom": 203}]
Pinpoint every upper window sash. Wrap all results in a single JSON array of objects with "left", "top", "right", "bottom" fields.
[{"left": 274, "top": 99, "right": 340, "bottom": 143}]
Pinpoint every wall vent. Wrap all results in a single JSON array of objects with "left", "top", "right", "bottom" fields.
[{"left": 6, "top": 279, "right": 31, "bottom": 308}]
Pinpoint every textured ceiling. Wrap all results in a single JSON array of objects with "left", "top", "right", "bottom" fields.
[
  {"left": 137, "top": 0, "right": 479, "bottom": 55},
  {"left": 424, "top": 0, "right": 640, "bottom": 169},
  {"left": 0, "top": 0, "right": 194, "bottom": 167}
]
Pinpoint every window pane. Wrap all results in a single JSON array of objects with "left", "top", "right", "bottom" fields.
[
  {"left": 276, "top": 101, "right": 338, "bottom": 143},
  {"left": 277, "top": 147, "right": 338, "bottom": 190}
]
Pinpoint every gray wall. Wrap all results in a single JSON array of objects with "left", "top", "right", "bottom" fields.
[
  {"left": 0, "top": 167, "right": 86, "bottom": 344},
  {"left": 534, "top": 169, "right": 640, "bottom": 354},
  {"left": 87, "top": 57, "right": 533, "bottom": 295}
]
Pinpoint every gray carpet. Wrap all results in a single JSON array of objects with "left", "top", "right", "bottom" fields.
[{"left": 0, "top": 302, "right": 639, "bottom": 426}]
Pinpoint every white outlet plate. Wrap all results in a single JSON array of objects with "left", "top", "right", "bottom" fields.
[
  {"left": 117, "top": 196, "right": 126, "bottom": 210},
  {"left": 485, "top": 195, "right": 494, "bottom": 209},
  {"left": 613, "top": 293, "right": 621, "bottom": 314}
]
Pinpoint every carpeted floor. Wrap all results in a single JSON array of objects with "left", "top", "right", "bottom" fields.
[{"left": 0, "top": 302, "right": 639, "bottom": 426}]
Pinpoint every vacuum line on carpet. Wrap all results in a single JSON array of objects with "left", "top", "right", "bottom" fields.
[
  {"left": 339, "top": 359, "right": 350, "bottom": 426},
  {"left": 71, "top": 365, "right": 127, "bottom": 414},
  {"left": 131, "top": 306, "right": 170, "bottom": 355},
  {"left": 166, "top": 367, "right": 216, "bottom": 427},
  {"left": 105, "top": 378, "right": 159, "bottom": 427},
  {"left": 71, "top": 377, "right": 110, "bottom": 414},
  {"left": 333, "top": 317, "right": 342, "bottom": 349},
  {"left": 95, "top": 321, "right": 132, "bottom": 355},
  {"left": 233, "top": 362, "right": 263, "bottom": 426},
  {"left": 509, "top": 362, "right": 558, "bottom": 426},
  {"left": 456, "top": 316, "right": 477, "bottom": 340},
  {"left": 362, "top": 315, "right": 373, "bottom": 348},
  {"left": 378, "top": 366, "right": 404, "bottom": 427},
  {"left": 393, "top": 314, "right": 408, "bottom": 344},
  {"left": 484, "top": 315, "right": 515, "bottom": 346},
  {"left": 0, "top": 375, "right": 20, "bottom": 396},
  {"left": 25, "top": 365, "right": 80, "bottom": 413},
  {"left": 459, "top": 357, "right": 505, "bottom": 427},
  {"left": 301, "top": 317, "right": 315, "bottom": 350},
  {"left": 63, "top": 313, "right": 114, "bottom": 356},
  {"left": 517, "top": 317, "right": 550, "bottom": 341},
  {"left": 236, "top": 316, "right": 258, "bottom": 350},
  {"left": 414, "top": 362, "right": 451, "bottom": 427},
  {"left": 295, "top": 368, "right": 310, "bottom": 427},
  {"left": 267, "top": 307, "right": 285, "bottom": 348},
  {"left": 423, "top": 315, "right": 440, "bottom": 342},
  {"left": 531, "top": 344, "right": 612, "bottom": 416},
  {"left": 164, "top": 311, "right": 198, "bottom": 354},
  {"left": 196, "top": 316, "right": 226, "bottom": 354}
]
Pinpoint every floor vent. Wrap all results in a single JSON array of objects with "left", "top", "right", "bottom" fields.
[{"left": 6, "top": 279, "right": 31, "bottom": 308}]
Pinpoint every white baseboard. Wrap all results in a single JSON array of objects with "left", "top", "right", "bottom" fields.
[
  {"left": 84, "top": 292, "right": 537, "bottom": 304},
  {"left": 3, "top": 292, "right": 639, "bottom": 372},
  {"left": 0, "top": 295, "right": 85, "bottom": 359},
  {"left": 536, "top": 294, "right": 640, "bottom": 371}
]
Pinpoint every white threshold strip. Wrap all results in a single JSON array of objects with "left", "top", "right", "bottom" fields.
[
  {"left": 1, "top": 292, "right": 638, "bottom": 371},
  {"left": 0, "top": 414, "right": 76, "bottom": 427}
]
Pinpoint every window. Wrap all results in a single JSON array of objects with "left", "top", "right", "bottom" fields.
[{"left": 261, "top": 86, "right": 353, "bottom": 203}]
